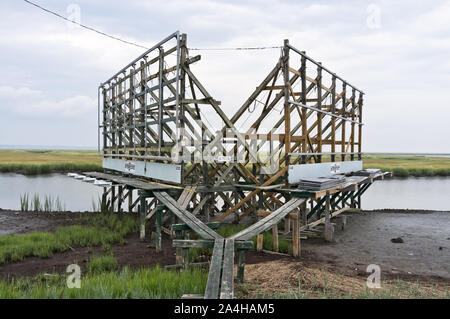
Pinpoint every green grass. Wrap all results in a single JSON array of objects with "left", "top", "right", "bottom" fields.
[
  {"left": 88, "top": 255, "right": 118, "bottom": 274},
  {"left": 362, "top": 155, "right": 450, "bottom": 177},
  {"left": 0, "top": 266, "right": 208, "bottom": 299},
  {"left": 0, "top": 149, "right": 102, "bottom": 175},
  {"left": 2, "top": 149, "right": 450, "bottom": 177},
  {"left": 188, "top": 223, "right": 292, "bottom": 262},
  {"left": 0, "top": 213, "right": 139, "bottom": 265},
  {"left": 19, "top": 193, "right": 66, "bottom": 212}
]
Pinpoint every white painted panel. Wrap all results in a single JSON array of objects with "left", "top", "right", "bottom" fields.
[
  {"left": 288, "top": 161, "right": 362, "bottom": 183},
  {"left": 102, "top": 158, "right": 181, "bottom": 184}
]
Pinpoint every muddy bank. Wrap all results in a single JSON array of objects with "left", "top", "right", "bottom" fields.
[
  {"left": 0, "top": 209, "right": 84, "bottom": 236},
  {"left": 301, "top": 210, "right": 450, "bottom": 280},
  {"left": 0, "top": 234, "right": 176, "bottom": 280},
  {"left": 0, "top": 209, "right": 448, "bottom": 285}
]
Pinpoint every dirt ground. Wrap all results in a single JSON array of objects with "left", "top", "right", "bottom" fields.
[
  {"left": 0, "top": 209, "right": 449, "bottom": 296},
  {"left": 0, "top": 210, "right": 84, "bottom": 236}
]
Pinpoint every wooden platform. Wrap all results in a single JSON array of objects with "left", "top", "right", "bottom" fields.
[{"left": 83, "top": 172, "right": 172, "bottom": 191}]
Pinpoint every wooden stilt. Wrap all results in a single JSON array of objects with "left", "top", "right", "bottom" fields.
[
  {"left": 118, "top": 185, "right": 123, "bottom": 213},
  {"left": 324, "top": 191, "right": 334, "bottom": 242},
  {"left": 272, "top": 224, "right": 279, "bottom": 252},
  {"left": 139, "top": 195, "right": 146, "bottom": 241},
  {"left": 292, "top": 213, "right": 299, "bottom": 257},
  {"left": 257, "top": 233, "right": 263, "bottom": 252},
  {"left": 237, "top": 249, "right": 246, "bottom": 283},
  {"left": 156, "top": 205, "right": 162, "bottom": 252},
  {"left": 284, "top": 217, "right": 291, "bottom": 235},
  {"left": 128, "top": 188, "right": 133, "bottom": 213}
]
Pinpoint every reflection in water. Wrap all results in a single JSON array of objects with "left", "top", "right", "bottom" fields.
[
  {"left": 0, "top": 174, "right": 449, "bottom": 212},
  {"left": 362, "top": 177, "right": 450, "bottom": 210},
  {"left": 0, "top": 173, "right": 103, "bottom": 211}
]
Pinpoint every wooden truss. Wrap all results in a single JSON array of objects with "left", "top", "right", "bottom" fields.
[{"left": 99, "top": 32, "right": 366, "bottom": 223}]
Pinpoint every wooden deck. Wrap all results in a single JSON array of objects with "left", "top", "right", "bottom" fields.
[{"left": 84, "top": 172, "right": 172, "bottom": 191}]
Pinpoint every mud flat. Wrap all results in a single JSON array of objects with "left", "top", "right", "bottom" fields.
[
  {"left": 0, "top": 209, "right": 83, "bottom": 236},
  {"left": 302, "top": 210, "right": 450, "bottom": 280},
  {"left": 0, "top": 209, "right": 448, "bottom": 288}
]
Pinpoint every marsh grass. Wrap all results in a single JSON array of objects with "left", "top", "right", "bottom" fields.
[
  {"left": 0, "top": 265, "right": 208, "bottom": 299},
  {"left": 0, "top": 213, "right": 139, "bottom": 265},
  {"left": 88, "top": 255, "right": 118, "bottom": 274},
  {"left": 20, "top": 193, "right": 29, "bottom": 212},
  {"left": 0, "top": 149, "right": 102, "bottom": 175},
  {"left": 188, "top": 223, "right": 292, "bottom": 262},
  {"left": 2, "top": 150, "right": 450, "bottom": 176},
  {"left": 362, "top": 154, "right": 450, "bottom": 177},
  {"left": 19, "top": 193, "right": 66, "bottom": 212}
]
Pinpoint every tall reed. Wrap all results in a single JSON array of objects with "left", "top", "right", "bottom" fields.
[{"left": 19, "top": 193, "right": 66, "bottom": 212}]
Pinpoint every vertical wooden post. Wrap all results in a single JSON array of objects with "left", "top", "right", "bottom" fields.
[
  {"left": 350, "top": 88, "right": 356, "bottom": 161},
  {"left": 237, "top": 249, "right": 246, "bottom": 283},
  {"left": 118, "top": 185, "right": 123, "bottom": 213},
  {"left": 156, "top": 205, "right": 162, "bottom": 252},
  {"left": 341, "top": 82, "right": 347, "bottom": 162},
  {"left": 317, "top": 62, "right": 323, "bottom": 163},
  {"left": 256, "top": 213, "right": 263, "bottom": 252},
  {"left": 324, "top": 191, "right": 334, "bottom": 242},
  {"left": 158, "top": 46, "right": 164, "bottom": 155},
  {"left": 331, "top": 75, "right": 337, "bottom": 162},
  {"left": 139, "top": 194, "right": 146, "bottom": 241},
  {"left": 283, "top": 39, "right": 290, "bottom": 184},
  {"left": 101, "top": 189, "right": 107, "bottom": 213},
  {"left": 292, "top": 213, "right": 299, "bottom": 257},
  {"left": 182, "top": 228, "right": 189, "bottom": 269},
  {"left": 272, "top": 224, "right": 279, "bottom": 252},
  {"left": 301, "top": 52, "right": 307, "bottom": 164},
  {"left": 128, "top": 188, "right": 133, "bottom": 213},
  {"left": 111, "top": 186, "right": 116, "bottom": 212},
  {"left": 358, "top": 92, "right": 363, "bottom": 161},
  {"left": 170, "top": 213, "right": 176, "bottom": 239},
  {"left": 257, "top": 233, "right": 263, "bottom": 252},
  {"left": 175, "top": 229, "right": 183, "bottom": 265},
  {"left": 284, "top": 217, "right": 291, "bottom": 235}
]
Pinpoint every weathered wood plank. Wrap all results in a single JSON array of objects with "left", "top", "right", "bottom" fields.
[
  {"left": 173, "top": 239, "right": 252, "bottom": 250},
  {"left": 172, "top": 222, "right": 220, "bottom": 232},
  {"left": 220, "top": 239, "right": 235, "bottom": 299},
  {"left": 229, "top": 197, "right": 305, "bottom": 240},
  {"left": 154, "top": 191, "right": 222, "bottom": 240},
  {"left": 204, "top": 239, "right": 225, "bottom": 299}
]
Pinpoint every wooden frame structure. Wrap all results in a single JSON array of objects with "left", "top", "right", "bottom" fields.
[{"left": 91, "top": 31, "right": 388, "bottom": 299}]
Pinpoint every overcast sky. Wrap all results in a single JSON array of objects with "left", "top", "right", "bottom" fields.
[{"left": 0, "top": 0, "right": 449, "bottom": 152}]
